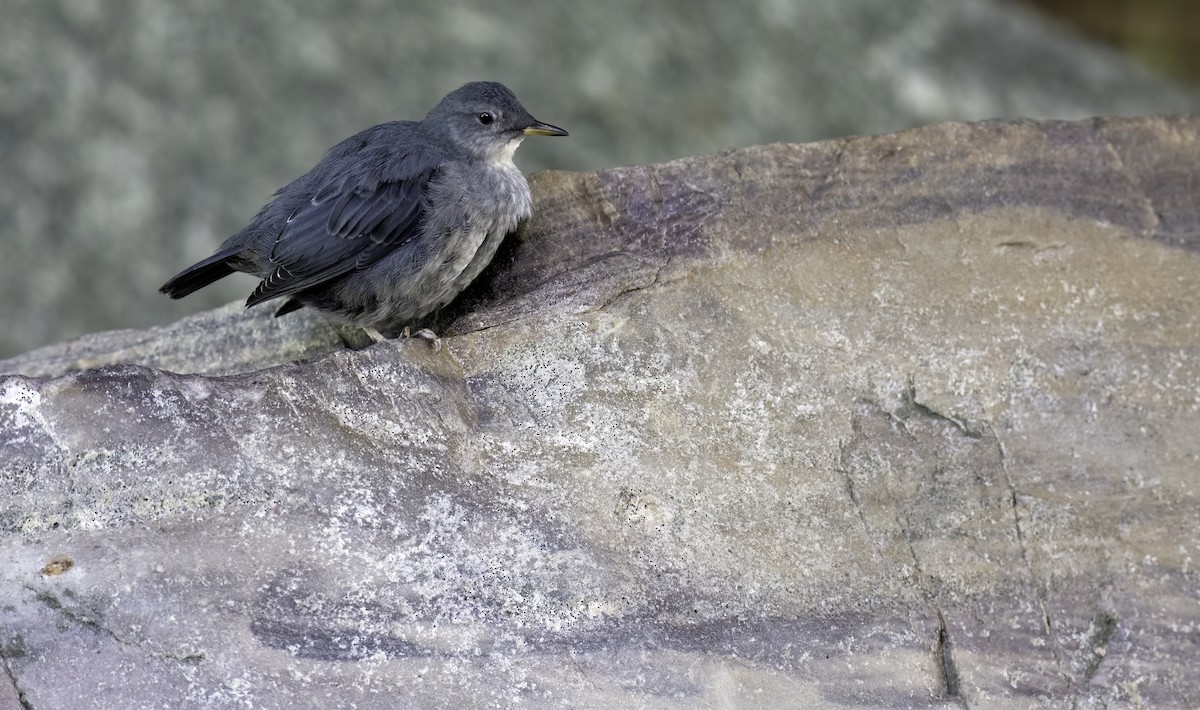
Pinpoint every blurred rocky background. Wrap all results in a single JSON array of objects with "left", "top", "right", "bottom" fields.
[{"left": 1, "top": 0, "right": 1197, "bottom": 358}]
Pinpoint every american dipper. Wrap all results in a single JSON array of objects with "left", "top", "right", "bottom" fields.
[{"left": 160, "top": 81, "right": 567, "bottom": 343}]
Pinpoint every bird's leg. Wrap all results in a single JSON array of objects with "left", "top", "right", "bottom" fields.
[
  {"left": 363, "top": 326, "right": 386, "bottom": 343},
  {"left": 402, "top": 326, "right": 442, "bottom": 353}
]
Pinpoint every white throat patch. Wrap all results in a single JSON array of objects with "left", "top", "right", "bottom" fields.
[{"left": 490, "top": 137, "right": 525, "bottom": 167}]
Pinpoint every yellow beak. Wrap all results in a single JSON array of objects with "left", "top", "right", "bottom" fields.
[{"left": 524, "top": 121, "right": 569, "bottom": 137}]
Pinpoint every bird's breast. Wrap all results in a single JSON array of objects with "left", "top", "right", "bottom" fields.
[
  {"left": 337, "top": 159, "right": 534, "bottom": 326},
  {"left": 481, "top": 157, "right": 532, "bottom": 227}
]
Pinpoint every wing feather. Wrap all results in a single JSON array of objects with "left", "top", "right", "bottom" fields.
[{"left": 245, "top": 144, "right": 440, "bottom": 308}]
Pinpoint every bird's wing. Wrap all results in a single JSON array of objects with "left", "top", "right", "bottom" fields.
[{"left": 245, "top": 146, "right": 440, "bottom": 308}]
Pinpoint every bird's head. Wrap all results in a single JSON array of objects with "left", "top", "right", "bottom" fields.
[{"left": 425, "top": 81, "right": 568, "bottom": 165}]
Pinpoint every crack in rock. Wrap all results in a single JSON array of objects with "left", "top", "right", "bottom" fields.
[
  {"left": 990, "top": 427, "right": 1070, "bottom": 688},
  {"left": 899, "top": 378, "right": 982, "bottom": 439},
  {"left": 935, "top": 610, "right": 968, "bottom": 709},
  {"left": 1, "top": 650, "right": 34, "bottom": 710},
  {"left": 1082, "top": 610, "right": 1118, "bottom": 684},
  {"left": 584, "top": 257, "right": 667, "bottom": 314},
  {"left": 29, "top": 587, "right": 208, "bottom": 667}
]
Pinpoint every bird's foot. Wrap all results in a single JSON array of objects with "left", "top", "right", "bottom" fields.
[
  {"left": 363, "top": 326, "right": 386, "bottom": 343},
  {"left": 402, "top": 326, "right": 442, "bottom": 353}
]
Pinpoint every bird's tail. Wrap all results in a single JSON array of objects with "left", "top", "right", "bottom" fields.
[{"left": 159, "top": 245, "right": 241, "bottom": 299}]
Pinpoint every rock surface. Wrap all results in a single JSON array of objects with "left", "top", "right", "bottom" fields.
[
  {"left": 3, "top": 116, "right": 1200, "bottom": 708},
  {"left": 4, "top": 0, "right": 1199, "bottom": 358}
]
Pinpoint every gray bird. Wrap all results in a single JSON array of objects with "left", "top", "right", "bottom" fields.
[{"left": 160, "top": 81, "right": 567, "bottom": 343}]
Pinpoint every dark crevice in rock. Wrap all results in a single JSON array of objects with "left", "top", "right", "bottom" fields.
[
  {"left": 456, "top": 312, "right": 531, "bottom": 338},
  {"left": 1082, "top": 611, "right": 1118, "bottom": 683},
  {"left": 585, "top": 263, "right": 664, "bottom": 314},
  {"left": 894, "top": 515, "right": 959, "bottom": 702},
  {"left": 32, "top": 588, "right": 110, "bottom": 638},
  {"left": 1, "top": 647, "right": 34, "bottom": 710},
  {"left": 990, "top": 426, "right": 1070, "bottom": 686},
  {"left": 840, "top": 462, "right": 872, "bottom": 551},
  {"left": 935, "top": 611, "right": 968, "bottom": 709},
  {"left": 28, "top": 587, "right": 208, "bottom": 667},
  {"left": 897, "top": 378, "right": 983, "bottom": 439},
  {"left": 836, "top": 419, "right": 883, "bottom": 565}
]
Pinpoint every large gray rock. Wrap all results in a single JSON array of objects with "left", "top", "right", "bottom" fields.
[
  {"left": 2, "top": 0, "right": 1198, "bottom": 359},
  {"left": 3, "top": 115, "right": 1200, "bottom": 708}
]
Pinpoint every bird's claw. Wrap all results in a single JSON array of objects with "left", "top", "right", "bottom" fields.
[{"left": 402, "top": 326, "right": 442, "bottom": 353}]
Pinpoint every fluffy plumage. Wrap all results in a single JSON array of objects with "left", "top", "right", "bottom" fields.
[{"left": 161, "top": 81, "right": 566, "bottom": 333}]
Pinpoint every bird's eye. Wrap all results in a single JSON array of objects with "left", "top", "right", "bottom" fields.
[{"left": 477, "top": 112, "right": 494, "bottom": 125}]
